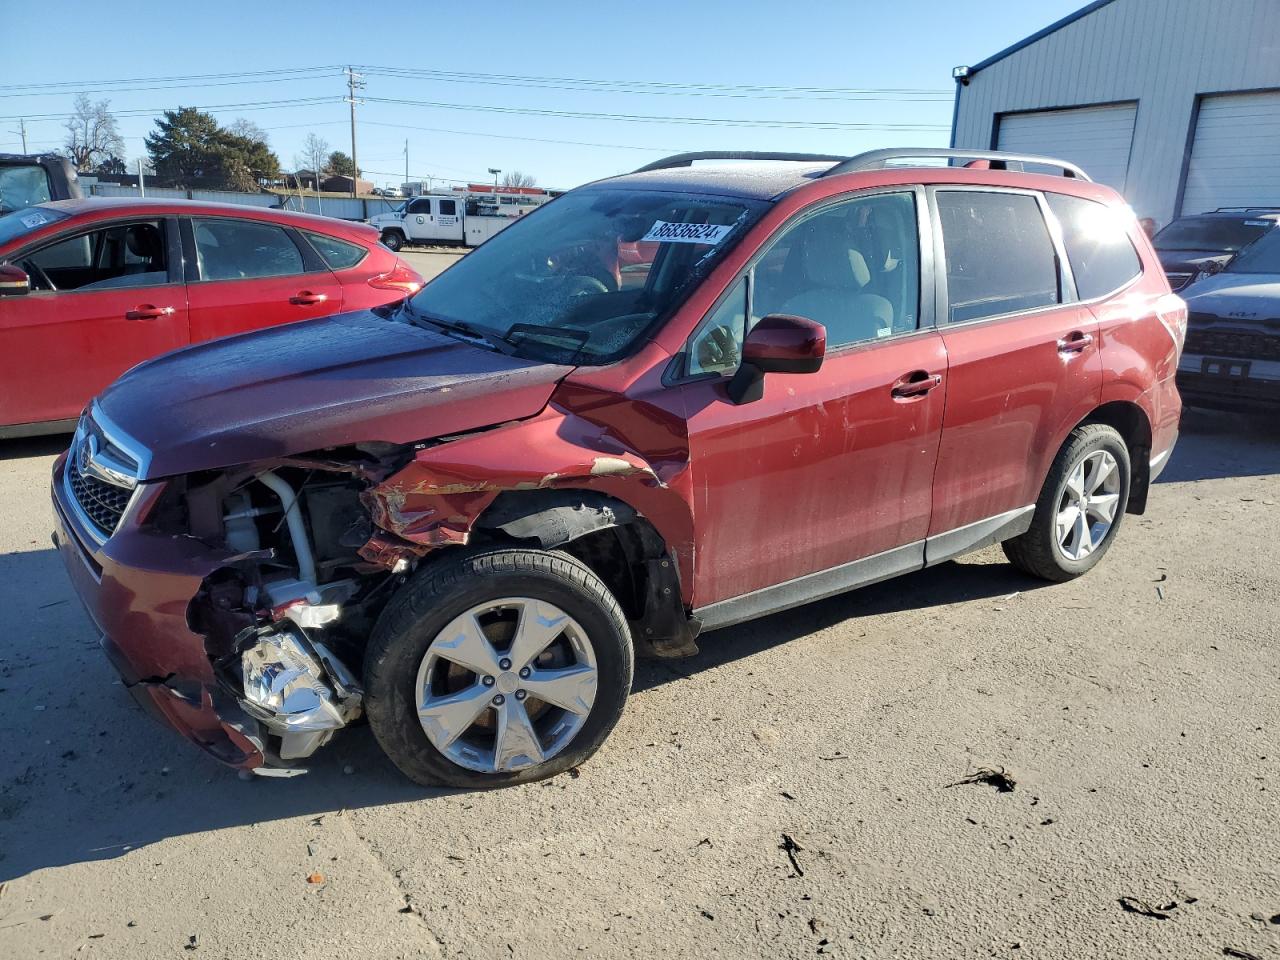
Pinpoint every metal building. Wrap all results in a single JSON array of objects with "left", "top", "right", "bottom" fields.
[{"left": 950, "top": 0, "right": 1280, "bottom": 225}]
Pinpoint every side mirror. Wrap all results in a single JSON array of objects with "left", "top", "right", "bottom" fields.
[
  {"left": 727, "top": 314, "right": 826, "bottom": 405},
  {"left": 0, "top": 264, "right": 30, "bottom": 297}
]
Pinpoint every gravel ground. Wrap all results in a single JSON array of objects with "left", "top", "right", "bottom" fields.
[{"left": 1, "top": 408, "right": 1277, "bottom": 960}]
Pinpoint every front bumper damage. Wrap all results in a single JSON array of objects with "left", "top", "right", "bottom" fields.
[{"left": 51, "top": 452, "right": 363, "bottom": 775}]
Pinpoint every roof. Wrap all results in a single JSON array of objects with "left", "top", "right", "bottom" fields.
[
  {"left": 593, "top": 162, "right": 834, "bottom": 201},
  {"left": 29, "top": 197, "right": 378, "bottom": 233},
  {"left": 966, "top": 0, "right": 1118, "bottom": 76}
]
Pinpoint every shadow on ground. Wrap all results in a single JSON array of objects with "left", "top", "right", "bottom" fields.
[{"left": 2, "top": 410, "right": 1276, "bottom": 881}]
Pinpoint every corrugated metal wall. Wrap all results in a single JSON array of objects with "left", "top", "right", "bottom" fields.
[{"left": 952, "top": 0, "right": 1280, "bottom": 224}]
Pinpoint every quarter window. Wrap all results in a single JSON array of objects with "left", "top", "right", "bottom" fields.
[
  {"left": 304, "top": 231, "right": 367, "bottom": 270},
  {"left": 1046, "top": 193, "right": 1142, "bottom": 300},
  {"left": 439, "top": 199, "right": 457, "bottom": 216},
  {"left": 193, "top": 218, "right": 304, "bottom": 281},
  {"left": 937, "top": 191, "right": 1060, "bottom": 323},
  {"left": 688, "top": 278, "right": 747, "bottom": 377}
]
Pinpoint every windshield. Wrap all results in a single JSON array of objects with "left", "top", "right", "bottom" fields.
[
  {"left": 1225, "top": 228, "right": 1280, "bottom": 274},
  {"left": 0, "top": 204, "right": 67, "bottom": 248},
  {"left": 406, "top": 187, "right": 766, "bottom": 364},
  {"left": 1153, "top": 215, "right": 1274, "bottom": 253},
  {"left": 0, "top": 165, "right": 53, "bottom": 215}
]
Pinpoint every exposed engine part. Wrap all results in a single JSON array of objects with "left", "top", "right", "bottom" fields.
[
  {"left": 237, "top": 622, "right": 362, "bottom": 761},
  {"left": 257, "top": 470, "right": 318, "bottom": 586},
  {"left": 222, "top": 491, "right": 267, "bottom": 553},
  {"left": 262, "top": 577, "right": 359, "bottom": 630}
]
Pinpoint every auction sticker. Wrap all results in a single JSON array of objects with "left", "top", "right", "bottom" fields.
[
  {"left": 641, "top": 221, "right": 733, "bottom": 244},
  {"left": 21, "top": 212, "right": 48, "bottom": 229}
]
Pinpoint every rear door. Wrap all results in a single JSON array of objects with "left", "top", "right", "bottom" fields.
[
  {"left": 0, "top": 216, "right": 188, "bottom": 427},
  {"left": 925, "top": 187, "right": 1102, "bottom": 553},
  {"left": 182, "top": 216, "right": 343, "bottom": 341}
]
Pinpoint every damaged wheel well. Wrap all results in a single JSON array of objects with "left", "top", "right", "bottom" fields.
[{"left": 467, "top": 489, "right": 699, "bottom": 656}]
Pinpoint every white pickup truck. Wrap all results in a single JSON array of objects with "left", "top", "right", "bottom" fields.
[{"left": 369, "top": 195, "right": 518, "bottom": 250}]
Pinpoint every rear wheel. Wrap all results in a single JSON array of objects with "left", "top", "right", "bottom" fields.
[
  {"left": 364, "top": 547, "right": 633, "bottom": 788},
  {"left": 1003, "top": 423, "right": 1131, "bottom": 582},
  {"left": 380, "top": 230, "right": 405, "bottom": 252}
]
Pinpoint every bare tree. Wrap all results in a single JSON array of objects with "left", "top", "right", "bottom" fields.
[
  {"left": 227, "top": 117, "right": 270, "bottom": 145},
  {"left": 502, "top": 170, "right": 537, "bottom": 188},
  {"left": 64, "top": 94, "right": 125, "bottom": 171},
  {"left": 296, "top": 133, "right": 330, "bottom": 189}
]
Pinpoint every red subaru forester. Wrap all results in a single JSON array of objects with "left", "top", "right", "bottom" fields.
[{"left": 50, "top": 149, "right": 1184, "bottom": 787}]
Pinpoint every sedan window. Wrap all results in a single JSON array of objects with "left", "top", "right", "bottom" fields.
[
  {"left": 21, "top": 220, "right": 169, "bottom": 291},
  {"left": 193, "top": 218, "right": 304, "bottom": 281},
  {"left": 304, "top": 231, "right": 367, "bottom": 270}
]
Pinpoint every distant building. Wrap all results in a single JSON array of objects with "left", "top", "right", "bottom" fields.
[
  {"left": 950, "top": 0, "right": 1280, "bottom": 225},
  {"left": 320, "top": 174, "right": 375, "bottom": 195}
]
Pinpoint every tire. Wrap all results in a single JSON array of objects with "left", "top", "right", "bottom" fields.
[
  {"left": 1002, "top": 423, "right": 1131, "bottom": 582},
  {"left": 364, "top": 547, "right": 634, "bottom": 788},
  {"left": 380, "top": 230, "right": 404, "bottom": 252}
]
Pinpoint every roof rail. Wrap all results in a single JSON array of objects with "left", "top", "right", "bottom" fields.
[
  {"left": 1212, "top": 206, "right": 1280, "bottom": 213},
  {"left": 822, "top": 148, "right": 1091, "bottom": 181},
  {"left": 632, "top": 151, "right": 847, "bottom": 174}
]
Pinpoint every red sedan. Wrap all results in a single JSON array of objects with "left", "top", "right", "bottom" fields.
[{"left": 0, "top": 198, "right": 424, "bottom": 437}]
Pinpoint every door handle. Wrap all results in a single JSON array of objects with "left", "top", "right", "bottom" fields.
[
  {"left": 125, "top": 305, "right": 175, "bottom": 320},
  {"left": 289, "top": 291, "right": 328, "bottom": 305},
  {"left": 1057, "top": 332, "right": 1094, "bottom": 354},
  {"left": 891, "top": 371, "right": 943, "bottom": 399}
]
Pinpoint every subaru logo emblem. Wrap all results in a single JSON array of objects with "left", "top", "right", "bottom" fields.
[{"left": 78, "top": 434, "right": 98, "bottom": 476}]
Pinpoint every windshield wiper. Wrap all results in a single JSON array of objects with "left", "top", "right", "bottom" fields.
[
  {"left": 506, "top": 323, "right": 590, "bottom": 361},
  {"left": 401, "top": 302, "right": 514, "bottom": 353}
]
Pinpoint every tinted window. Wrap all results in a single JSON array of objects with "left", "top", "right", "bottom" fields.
[
  {"left": 751, "top": 192, "right": 920, "bottom": 347},
  {"left": 21, "top": 221, "right": 168, "bottom": 292},
  {"left": 937, "top": 191, "right": 1059, "bottom": 323},
  {"left": 193, "top": 218, "right": 303, "bottom": 281},
  {"left": 439, "top": 199, "right": 457, "bottom": 216},
  {"left": 1227, "top": 229, "right": 1280, "bottom": 274},
  {"left": 1047, "top": 193, "right": 1142, "bottom": 300},
  {"left": 408, "top": 199, "right": 432, "bottom": 214},
  {"left": 304, "top": 231, "right": 367, "bottom": 270}
]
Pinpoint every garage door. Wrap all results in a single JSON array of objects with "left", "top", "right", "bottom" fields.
[
  {"left": 996, "top": 103, "right": 1138, "bottom": 192},
  {"left": 1181, "top": 90, "right": 1280, "bottom": 215}
]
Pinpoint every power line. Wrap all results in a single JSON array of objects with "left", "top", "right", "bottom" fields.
[
  {"left": 361, "top": 119, "right": 682, "bottom": 153},
  {"left": 0, "top": 97, "right": 339, "bottom": 124},
  {"left": 363, "top": 96, "right": 950, "bottom": 132},
  {"left": 0, "top": 66, "right": 341, "bottom": 94}
]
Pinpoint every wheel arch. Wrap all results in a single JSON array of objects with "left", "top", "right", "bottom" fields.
[{"left": 1079, "top": 400, "right": 1153, "bottom": 514}]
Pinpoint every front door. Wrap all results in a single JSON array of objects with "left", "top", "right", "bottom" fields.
[
  {"left": 183, "top": 216, "right": 343, "bottom": 341},
  {"left": 677, "top": 189, "right": 947, "bottom": 609},
  {"left": 926, "top": 187, "right": 1102, "bottom": 543},
  {"left": 0, "top": 217, "right": 188, "bottom": 427}
]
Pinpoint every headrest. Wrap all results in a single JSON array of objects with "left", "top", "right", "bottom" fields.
[{"left": 797, "top": 221, "right": 871, "bottom": 289}]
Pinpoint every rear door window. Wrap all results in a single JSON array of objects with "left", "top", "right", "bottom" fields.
[
  {"left": 193, "top": 218, "right": 304, "bottom": 281},
  {"left": 1046, "top": 193, "right": 1142, "bottom": 300},
  {"left": 937, "top": 190, "right": 1060, "bottom": 323},
  {"left": 439, "top": 199, "right": 457, "bottom": 216}
]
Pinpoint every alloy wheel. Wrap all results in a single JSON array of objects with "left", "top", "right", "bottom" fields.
[
  {"left": 1056, "top": 450, "right": 1122, "bottom": 562},
  {"left": 414, "top": 598, "right": 598, "bottom": 773}
]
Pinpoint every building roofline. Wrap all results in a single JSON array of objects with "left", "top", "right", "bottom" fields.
[{"left": 965, "top": 0, "right": 1118, "bottom": 76}]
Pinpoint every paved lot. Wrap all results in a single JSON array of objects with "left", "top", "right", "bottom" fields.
[
  {"left": 1, "top": 409, "right": 1278, "bottom": 960},
  {"left": 400, "top": 248, "right": 466, "bottom": 284}
]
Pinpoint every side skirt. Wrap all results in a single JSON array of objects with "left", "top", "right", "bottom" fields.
[
  {"left": 0, "top": 418, "right": 77, "bottom": 440},
  {"left": 694, "top": 505, "right": 1035, "bottom": 634}
]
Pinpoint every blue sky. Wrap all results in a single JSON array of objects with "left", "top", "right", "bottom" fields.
[{"left": 2, "top": 0, "right": 1083, "bottom": 190}]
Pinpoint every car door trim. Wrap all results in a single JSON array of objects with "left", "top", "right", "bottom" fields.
[{"left": 694, "top": 503, "right": 1035, "bottom": 632}]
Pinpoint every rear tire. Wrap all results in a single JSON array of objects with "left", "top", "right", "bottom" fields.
[
  {"left": 380, "top": 230, "right": 405, "bottom": 252},
  {"left": 1002, "top": 423, "right": 1131, "bottom": 582},
  {"left": 364, "top": 547, "right": 633, "bottom": 789}
]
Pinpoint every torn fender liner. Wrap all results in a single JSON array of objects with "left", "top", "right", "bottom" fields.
[{"left": 477, "top": 490, "right": 638, "bottom": 547}]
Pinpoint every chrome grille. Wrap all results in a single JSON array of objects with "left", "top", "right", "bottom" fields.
[
  {"left": 1185, "top": 329, "right": 1280, "bottom": 362},
  {"left": 67, "top": 455, "right": 132, "bottom": 537}
]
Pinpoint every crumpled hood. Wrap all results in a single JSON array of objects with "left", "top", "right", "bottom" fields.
[
  {"left": 96, "top": 309, "right": 573, "bottom": 479},
  {"left": 1182, "top": 272, "right": 1280, "bottom": 326}
]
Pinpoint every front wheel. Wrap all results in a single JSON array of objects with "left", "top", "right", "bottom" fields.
[
  {"left": 364, "top": 548, "right": 634, "bottom": 788},
  {"left": 380, "top": 230, "right": 404, "bottom": 252},
  {"left": 1003, "top": 423, "right": 1131, "bottom": 582}
]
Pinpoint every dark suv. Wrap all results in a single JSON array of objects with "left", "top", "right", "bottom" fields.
[
  {"left": 51, "top": 149, "right": 1185, "bottom": 787},
  {"left": 1152, "top": 209, "right": 1280, "bottom": 291}
]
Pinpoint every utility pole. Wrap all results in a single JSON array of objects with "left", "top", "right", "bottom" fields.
[
  {"left": 404, "top": 138, "right": 409, "bottom": 195},
  {"left": 17, "top": 119, "right": 27, "bottom": 152},
  {"left": 137, "top": 158, "right": 145, "bottom": 197},
  {"left": 345, "top": 66, "right": 365, "bottom": 199}
]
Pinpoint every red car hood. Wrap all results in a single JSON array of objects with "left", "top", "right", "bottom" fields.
[{"left": 95, "top": 309, "right": 573, "bottom": 480}]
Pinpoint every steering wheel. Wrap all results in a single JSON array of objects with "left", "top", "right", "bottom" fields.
[
  {"left": 21, "top": 258, "right": 55, "bottom": 292},
  {"left": 564, "top": 275, "right": 609, "bottom": 298}
]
